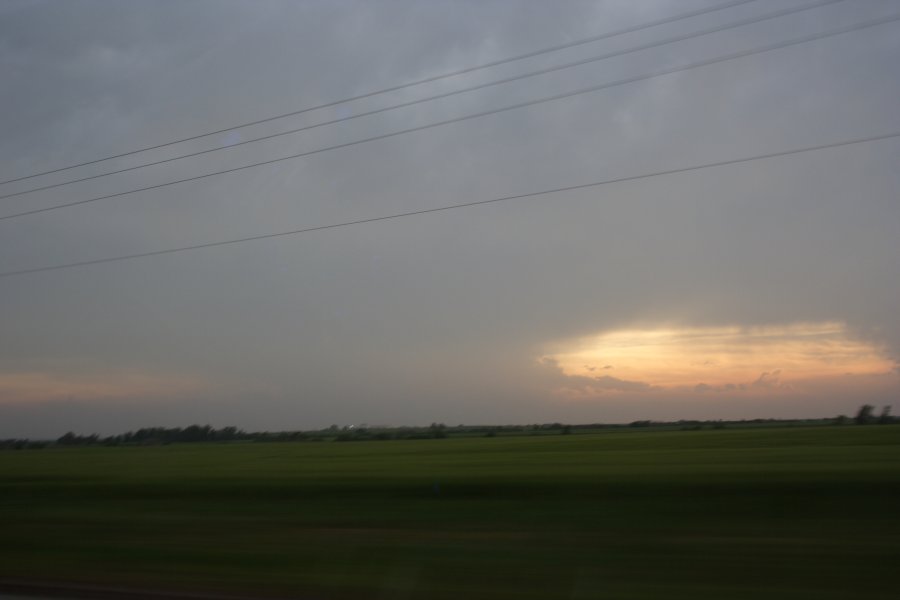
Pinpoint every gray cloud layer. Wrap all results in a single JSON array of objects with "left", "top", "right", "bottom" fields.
[{"left": 1, "top": 0, "right": 898, "bottom": 437}]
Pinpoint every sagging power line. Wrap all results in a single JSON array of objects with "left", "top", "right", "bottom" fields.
[
  {"left": 2, "top": 8, "right": 894, "bottom": 224},
  {"left": 1, "top": 131, "right": 895, "bottom": 280},
  {"left": 0, "top": 0, "right": 760, "bottom": 188},
  {"left": 0, "top": 0, "right": 845, "bottom": 204}
]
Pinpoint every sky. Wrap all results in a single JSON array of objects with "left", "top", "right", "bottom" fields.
[{"left": 0, "top": 0, "right": 898, "bottom": 438}]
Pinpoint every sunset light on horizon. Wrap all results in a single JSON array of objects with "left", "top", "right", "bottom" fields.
[{"left": 543, "top": 321, "right": 897, "bottom": 397}]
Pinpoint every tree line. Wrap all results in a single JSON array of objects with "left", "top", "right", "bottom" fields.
[{"left": 0, "top": 406, "right": 896, "bottom": 450}]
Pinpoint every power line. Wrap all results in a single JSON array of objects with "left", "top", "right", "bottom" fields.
[
  {"left": 1, "top": 130, "right": 895, "bottom": 280},
  {"left": 0, "top": 0, "right": 845, "bottom": 203},
  {"left": 3, "top": 11, "right": 895, "bottom": 224},
  {"left": 0, "top": 0, "right": 760, "bottom": 189}
]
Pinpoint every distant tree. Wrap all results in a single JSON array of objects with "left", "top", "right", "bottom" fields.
[
  {"left": 217, "top": 426, "right": 239, "bottom": 441},
  {"left": 877, "top": 406, "right": 893, "bottom": 425},
  {"left": 834, "top": 415, "right": 850, "bottom": 426},
  {"left": 56, "top": 432, "right": 98, "bottom": 445},
  {"left": 57, "top": 432, "right": 78, "bottom": 445},
  {"left": 561, "top": 425, "right": 572, "bottom": 435},
  {"left": 855, "top": 404, "right": 875, "bottom": 425},
  {"left": 181, "top": 424, "right": 213, "bottom": 442}
]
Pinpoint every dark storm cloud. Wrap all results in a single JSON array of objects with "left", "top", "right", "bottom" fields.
[{"left": 1, "top": 0, "right": 898, "bottom": 437}]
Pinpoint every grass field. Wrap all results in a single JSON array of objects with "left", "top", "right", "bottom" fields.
[{"left": 1, "top": 425, "right": 899, "bottom": 599}]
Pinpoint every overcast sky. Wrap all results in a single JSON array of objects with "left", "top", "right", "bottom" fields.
[{"left": 1, "top": 0, "right": 898, "bottom": 438}]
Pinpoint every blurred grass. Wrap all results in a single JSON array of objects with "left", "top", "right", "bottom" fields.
[{"left": 1, "top": 426, "right": 899, "bottom": 599}]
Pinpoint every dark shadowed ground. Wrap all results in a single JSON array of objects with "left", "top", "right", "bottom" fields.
[{"left": 1, "top": 426, "right": 898, "bottom": 599}]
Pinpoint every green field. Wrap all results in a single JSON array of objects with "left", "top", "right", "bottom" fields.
[{"left": 1, "top": 426, "right": 899, "bottom": 599}]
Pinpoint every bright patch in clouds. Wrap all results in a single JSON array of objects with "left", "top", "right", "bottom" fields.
[{"left": 543, "top": 322, "right": 895, "bottom": 395}]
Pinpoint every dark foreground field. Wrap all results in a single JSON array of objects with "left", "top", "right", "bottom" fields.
[{"left": 1, "top": 426, "right": 898, "bottom": 599}]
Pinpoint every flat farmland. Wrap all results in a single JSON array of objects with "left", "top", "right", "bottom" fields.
[{"left": 1, "top": 426, "right": 899, "bottom": 599}]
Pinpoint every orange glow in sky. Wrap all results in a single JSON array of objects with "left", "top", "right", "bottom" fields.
[
  {"left": 0, "top": 369, "right": 212, "bottom": 404},
  {"left": 543, "top": 322, "right": 895, "bottom": 393}
]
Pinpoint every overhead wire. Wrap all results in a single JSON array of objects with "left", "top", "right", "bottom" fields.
[
  {"left": 0, "top": 0, "right": 761, "bottom": 188},
  {"left": 2, "top": 8, "right": 895, "bottom": 223},
  {"left": 1, "top": 130, "right": 896, "bottom": 279},
  {"left": 0, "top": 0, "right": 845, "bottom": 203}
]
